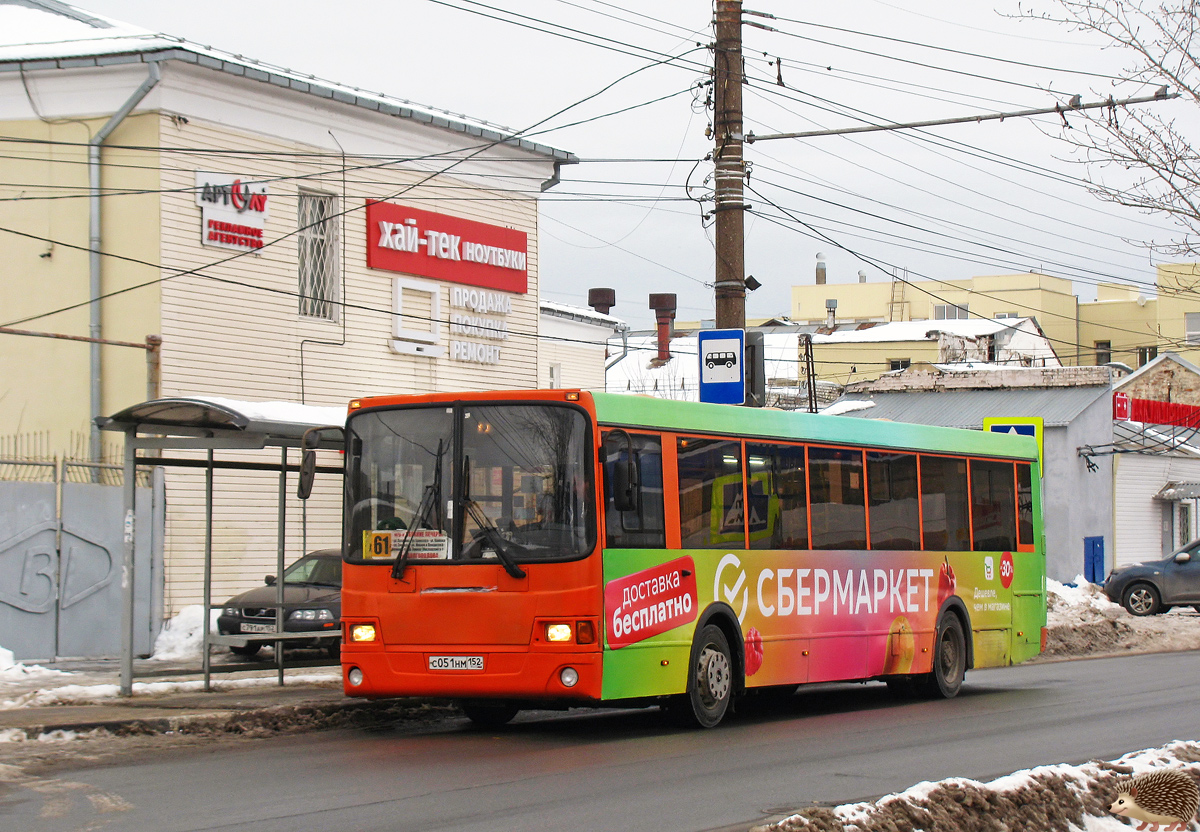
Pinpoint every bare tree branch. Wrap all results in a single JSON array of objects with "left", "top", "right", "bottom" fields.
[{"left": 1022, "top": 0, "right": 1200, "bottom": 254}]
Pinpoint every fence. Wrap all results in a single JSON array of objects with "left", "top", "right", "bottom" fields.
[{"left": 0, "top": 457, "right": 163, "bottom": 661}]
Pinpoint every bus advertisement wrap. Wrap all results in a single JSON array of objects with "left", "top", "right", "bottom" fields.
[
  {"left": 604, "top": 556, "right": 698, "bottom": 648},
  {"left": 601, "top": 547, "right": 1029, "bottom": 700}
]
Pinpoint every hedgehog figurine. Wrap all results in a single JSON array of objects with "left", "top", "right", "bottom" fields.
[{"left": 1109, "top": 768, "right": 1200, "bottom": 831}]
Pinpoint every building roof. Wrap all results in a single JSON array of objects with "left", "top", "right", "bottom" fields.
[
  {"left": 810, "top": 317, "right": 1039, "bottom": 344},
  {"left": 1114, "top": 351, "right": 1200, "bottom": 391},
  {"left": 832, "top": 386, "right": 1111, "bottom": 429},
  {"left": 540, "top": 300, "right": 626, "bottom": 331},
  {"left": 0, "top": 0, "right": 574, "bottom": 164}
]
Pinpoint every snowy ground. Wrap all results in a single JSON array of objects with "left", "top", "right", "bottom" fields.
[
  {"left": 2, "top": 586, "right": 1199, "bottom": 832},
  {"left": 0, "top": 605, "right": 339, "bottom": 712},
  {"left": 754, "top": 742, "right": 1200, "bottom": 832}
]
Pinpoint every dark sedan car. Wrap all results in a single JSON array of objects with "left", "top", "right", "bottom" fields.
[
  {"left": 1104, "top": 538, "right": 1200, "bottom": 616},
  {"left": 217, "top": 549, "right": 341, "bottom": 656}
]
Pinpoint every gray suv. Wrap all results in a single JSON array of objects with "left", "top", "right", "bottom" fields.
[{"left": 1103, "top": 538, "right": 1200, "bottom": 615}]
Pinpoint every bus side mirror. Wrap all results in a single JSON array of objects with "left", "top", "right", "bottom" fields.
[
  {"left": 612, "top": 457, "right": 639, "bottom": 513},
  {"left": 297, "top": 450, "right": 317, "bottom": 500},
  {"left": 297, "top": 425, "right": 343, "bottom": 500}
]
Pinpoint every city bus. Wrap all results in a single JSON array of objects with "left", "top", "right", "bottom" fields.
[{"left": 329, "top": 389, "right": 1044, "bottom": 728}]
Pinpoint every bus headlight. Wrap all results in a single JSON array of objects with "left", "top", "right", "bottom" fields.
[
  {"left": 348, "top": 667, "right": 364, "bottom": 686},
  {"left": 560, "top": 667, "right": 579, "bottom": 687},
  {"left": 350, "top": 624, "right": 377, "bottom": 642},
  {"left": 546, "top": 623, "right": 572, "bottom": 642}
]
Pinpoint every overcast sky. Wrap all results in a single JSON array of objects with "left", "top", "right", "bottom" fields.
[{"left": 65, "top": 0, "right": 1191, "bottom": 330}]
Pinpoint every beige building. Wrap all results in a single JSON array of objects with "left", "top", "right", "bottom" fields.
[
  {"left": 0, "top": 5, "right": 598, "bottom": 614},
  {"left": 791, "top": 264, "right": 1200, "bottom": 375}
]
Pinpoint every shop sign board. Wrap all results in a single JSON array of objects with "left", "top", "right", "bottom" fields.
[
  {"left": 195, "top": 172, "right": 269, "bottom": 252},
  {"left": 366, "top": 202, "right": 528, "bottom": 294}
]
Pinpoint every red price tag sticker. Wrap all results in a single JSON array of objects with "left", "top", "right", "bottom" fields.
[{"left": 1000, "top": 552, "right": 1015, "bottom": 589}]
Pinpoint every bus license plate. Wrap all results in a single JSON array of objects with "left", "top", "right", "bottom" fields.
[
  {"left": 428, "top": 655, "right": 483, "bottom": 671},
  {"left": 241, "top": 623, "right": 275, "bottom": 634}
]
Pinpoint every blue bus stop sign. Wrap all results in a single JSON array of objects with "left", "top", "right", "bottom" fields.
[{"left": 698, "top": 329, "right": 745, "bottom": 404}]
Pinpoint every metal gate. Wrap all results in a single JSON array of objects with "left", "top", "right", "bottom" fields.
[{"left": 0, "top": 461, "right": 164, "bottom": 661}]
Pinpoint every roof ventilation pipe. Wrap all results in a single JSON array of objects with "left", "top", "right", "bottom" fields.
[
  {"left": 816, "top": 252, "right": 827, "bottom": 285},
  {"left": 588, "top": 287, "right": 615, "bottom": 315},
  {"left": 648, "top": 293, "right": 677, "bottom": 364}
]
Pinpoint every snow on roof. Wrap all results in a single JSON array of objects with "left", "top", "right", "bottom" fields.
[
  {"left": 820, "top": 399, "right": 876, "bottom": 416},
  {"left": 540, "top": 300, "right": 626, "bottom": 330},
  {"left": 811, "top": 317, "right": 1033, "bottom": 344},
  {"left": 606, "top": 332, "right": 805, "bottom": 400},
  {"left": 191, "top": 396, "right": 346, "bottom": 429},
  {"left": 0, "top": 0, "right": 572, "bottom": 162}
]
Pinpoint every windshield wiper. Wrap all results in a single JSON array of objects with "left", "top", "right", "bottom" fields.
[
  {"left": 461, "top": 455, "right": 526, "bottom": 580},
  {"left": 392, "top": 439, "right": 446, "bottom": 580}
]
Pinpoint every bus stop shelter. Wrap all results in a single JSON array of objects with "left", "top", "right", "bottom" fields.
[{"left": 100, "top": 396, "right": 345, "bottom": 696}]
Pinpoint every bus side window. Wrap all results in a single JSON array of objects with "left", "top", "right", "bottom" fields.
[
  {"left": 971, "top": 459, "right": 1018, "bottom": 551},
  {"left": 602, "top": 432, "right": 665, "bottom": 548},
  {"left": 920, "top": 455, "right": 970, "bottom": 551},
  {"left": 1016, "top": 463, "right": 1034, "bottom": 546},
  {"left": 867, "top": 452, "right": 920, "bottom": 550},
  {"left": 678, "top": 438, "right": 744, "bottom": 548},
  {"left": 747, "top": 443, "right": 807, "bottom": 549},
  {"left": 808, "top": 446, "right": 866, "bottom": 550}
]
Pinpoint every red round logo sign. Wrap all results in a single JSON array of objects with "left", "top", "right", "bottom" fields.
[{"left": 1000, "top": 552, "right": 1015, "bottom": 589}]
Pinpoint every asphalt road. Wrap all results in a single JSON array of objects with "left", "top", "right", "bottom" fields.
[{"left": 4, "top": 651, "right": 1199, "bottom": 832}]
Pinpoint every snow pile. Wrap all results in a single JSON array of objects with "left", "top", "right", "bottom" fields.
[
  {"left": 0, "top": 671, "right": 340, "bottom": 710},
  {"left": 150, "top": 606, "right": 222, "bottom": 661},
  {"left": 756, "top": 742, "right": 1200, "bottom": 832},
  {"left": 1047, "top": 576, "right": 1122, "bottom": 627},
  {"left": 0, "top": 645, "right": 73, "bottom": 683}
]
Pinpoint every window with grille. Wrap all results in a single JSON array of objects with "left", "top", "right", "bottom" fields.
[
  {"left": 889, "top": 358, "right": 910, "bottom": 371},
  {"left": 298, "top": 192, "right": 339, "bottom": 320},
  {"left": 1137, "top": 346, "right": 1158, "bottom": 366},
  {"left": 1095, "top": 340, "right": 1111, "bottom": 365},
  {"left": 934, "top": 303, "right": 968, "bottom": 320}
]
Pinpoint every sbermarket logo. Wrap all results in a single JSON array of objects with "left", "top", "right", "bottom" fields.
[{"left": 714, "top": 554, "right": 749, "bottom": 623}]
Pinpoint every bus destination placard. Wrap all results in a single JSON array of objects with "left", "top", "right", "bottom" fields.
[{"left": 605, "top": 556, "right": 698, "bottom": 649}]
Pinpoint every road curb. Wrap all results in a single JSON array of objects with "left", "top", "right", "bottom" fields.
[{"left": 9, "top": 698, "right": 457, "bottom": 740}]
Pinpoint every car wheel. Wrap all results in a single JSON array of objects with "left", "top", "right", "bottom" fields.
[
  {"left": 1193, "top": 605, "right": 1200, "bottom": 614},
  {"left": 670, "top": 624, "right": 734, "bottom": 728},
  {"left": 1122, "top": 583, "right": 1161, "bottom": 616},
  {"left": 230, "top": 643, "right": 261, "bottom": 657},
  {"left": 461, "top": 703, "right": 519, "bottom": 728},
  {"left": 916, "top": 614, "right": 967, "bottom": 699}
]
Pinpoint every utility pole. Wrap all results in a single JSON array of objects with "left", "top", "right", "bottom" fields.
[{"left": 712, "top": 0, "right": 745, "bottom": 330}]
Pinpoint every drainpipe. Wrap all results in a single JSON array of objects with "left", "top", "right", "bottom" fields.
[{"left": 90, "top": 61, "right": 162, "bottom": 463}]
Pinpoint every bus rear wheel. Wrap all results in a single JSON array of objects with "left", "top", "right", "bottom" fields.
[
  {"left": 917, "top": 614, "right": 966, "bottom": 699},
  {"left": 672, "top": 624, "right": 734, "bottom": 728},
  {"left": 461, "top": 703, "right": 520, "bottom": 728}
]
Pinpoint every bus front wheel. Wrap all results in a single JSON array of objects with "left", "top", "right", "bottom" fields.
[
  {"left": 672, "top": 624, "right": 734, "bottom": 728},
  {"left": 918, "top": 614, "right": 966, "bottom": 699}
]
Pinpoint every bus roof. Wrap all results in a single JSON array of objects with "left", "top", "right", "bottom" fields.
[{"left": 589, "top": 392, "right": 1039, "bottom": 461}]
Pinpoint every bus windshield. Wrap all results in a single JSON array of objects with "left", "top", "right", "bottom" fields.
[{"left": 344, "top": 403, "right": 594, "bottom": 563}]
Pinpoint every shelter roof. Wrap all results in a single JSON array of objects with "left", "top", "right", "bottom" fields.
[
  {"left": 0, "top": 0, "right": 573, "bottom": 163},
  {"left": 100, "top": 396, "right": 345, "bottom": 444}
]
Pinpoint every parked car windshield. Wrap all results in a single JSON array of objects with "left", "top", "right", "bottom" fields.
[{"left": 283, "top": 556, "right": 341, "bottom": 587}]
